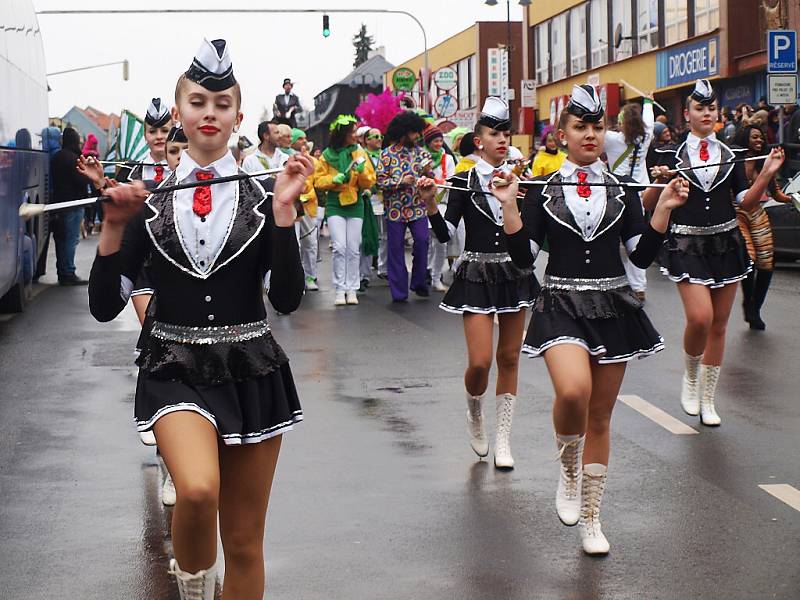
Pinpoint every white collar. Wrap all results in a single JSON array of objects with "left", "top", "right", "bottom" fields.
[
  {"left": 686, "top": 132, "right": 717, "bottom": 149},
  {"left": 148, "top": 152, "right": 167, "bottom": 165},
  {"left": 176, "top": 150, "right": 238, "bottom": 182},
  {"left": 475, "top": 157, "right": 510, "bottom": 177},
  {"left": 559, "top": 158, "right": 604, "bottom": 178}
]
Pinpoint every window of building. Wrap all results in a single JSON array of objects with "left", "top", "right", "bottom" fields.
[
  {"left": 637, "top": 0, "right": 658, "bottom": 53},
  {"left": 551, "top": 12, "right": 568, "bottom": 81},
  {"left": 589, "top": 0, "right": 608, "bottom": 68},
  {"left": 570, "top": 4, "right": 587, "bottom": 75},
  {"left": 695, "top": 0, "right": 720, "bottom": 34},
  {"left": 451, "top": 55, "right": 478, "bottom": 110},
  {"left": 535, "top": 23, "right": 549, "bottom": 85},
  {"left": 469, "top": 54, "right": 478, "bottom": 108},
  {"left": 665, "top": 0, "right": 688, "bottom": 45},
  {"left": 612, "top": 0, "right": 633, "bottom": 60}
]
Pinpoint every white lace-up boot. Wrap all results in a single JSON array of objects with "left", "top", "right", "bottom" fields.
[
  {"left": 699, "top": 364, "right": 722, "bottom": 426},
  {"left": 579, "top": 463, "right": 610, "bottom": 555},
  {"left": 139, "top": 430, "right": 157, "bottom": 446},
  {"left": 466, "top": 392, "right": 489, "bottom": 458},
  {"left": 494, "top": 393, "right": 515, "bottom": 469},
  {"left": 555, "top": 433, "right": 585, "bottom": 526},
  {"left": 680, "top": 352, "right": 703, "bottom": 416},
  {"left": 168, "top": 559, "right": 217, "bottom": 600},
  {"left": 162, "top": 472, "right": 177, "bottom": 506}
]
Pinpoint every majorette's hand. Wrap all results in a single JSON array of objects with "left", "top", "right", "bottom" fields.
[
  {"left": 491, "top": 171, "right": 519, "bottom": 206},
  {"left": 102, "top": 180, "right": 149, "bottom": 227},
  {"left": 762, "top": 146, "right": 785, "bottom": 176},
  {"left": 77, "top": 155, "right": 106, "bottom": 188},
  {"left": 657, "top": 177, "right": 689, "bottom": 210},
  {"left": 274, "top": 154, "right": 313, "bottom": 226},
  {"left": 417, "top": 176, "right": 438, "bottom": 210}
]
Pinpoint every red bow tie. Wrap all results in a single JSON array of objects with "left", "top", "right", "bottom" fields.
[
  {"left": 576, "top": 170, "right": 591, "bottom": 199},
  {"left": 699, "top": 139, "right": 710, "bottom": 162},
  {"left": 192, "top": 170, "right": 214, "bottom": 218},
  {"left": 153, "top": 165, "right": 164, "bottom": 183}
]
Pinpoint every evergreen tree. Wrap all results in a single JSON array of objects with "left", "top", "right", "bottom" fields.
[{"left": 352, "top": 24, "right": 374, "bottom": 68}]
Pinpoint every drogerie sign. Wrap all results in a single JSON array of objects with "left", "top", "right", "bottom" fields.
[{"left": 656, "top": 37, "right": 719, "bottom": 88}]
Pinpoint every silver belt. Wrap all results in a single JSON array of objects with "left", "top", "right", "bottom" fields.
[
  {"left": 543, "top": 275, "right": 629, "bottom": 291},
  {"left": 150, "top": 318, "right": 270, "bottom": 345},
  {"left": 460, "top": 251, "right": 512, "bottom": 263},
  {"left": 670, "top": 218, "right": 738, "bottom": 236}
]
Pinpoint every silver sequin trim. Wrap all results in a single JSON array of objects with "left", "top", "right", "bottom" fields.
[
  {"left": 460, "top": 251, "right": 513, "bottom": 263},
  {"left": 543, "top": 275, "right": 630, "bottom": 291},
  {"left": 670, "top": 218, "right": 738, "bottom": 236},
  {"left": 150, "top": 319, "right": 270, "bottom": 345}
]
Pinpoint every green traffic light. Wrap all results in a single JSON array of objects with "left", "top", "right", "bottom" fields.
[
  {"left": 323, "top": 15, "right": 330, "bottom": 38},
  {"left": 323, "top": 29, "right": 330, "bottom": 37}
]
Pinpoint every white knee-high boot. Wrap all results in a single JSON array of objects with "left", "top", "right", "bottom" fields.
[
  {"left": 699, "top": 364, "right": 721, "bottom": 426},
  {"left": 494, "top": 393, "right": 515, "bottom": 469},
  {"left": 680, "top": 352, "right": 703, "bottom": 416},
  {"left": 579, "top": 463, "right": 610, "bottom": 555},
  {"left": 466, "top": 391, "right": 489, "bottom": 457},
  {"left": 555, "top": 433, "right": 585, "bottom": 526},
  {"left": 169, "top": 559, "right": 217, "bottom": 600}
]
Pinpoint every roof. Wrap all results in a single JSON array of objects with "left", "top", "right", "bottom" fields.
[
  {"left": 80, "top": 106, "right": 121, "bottom": 131},
  {"left": 336, "top": 54, "right": 395, "bottom": 88}
]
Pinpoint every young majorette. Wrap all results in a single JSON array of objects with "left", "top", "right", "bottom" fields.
[
  {"left": 417, "top": 98, "right": 539, "bottom": 470},
  {"left": 498, "top": 85, "right": 689, "bottom": 554},
  {"left": 646, "top": 79, "right": 783, "bottom": 426},
  {"left": 88, "top": 38, "right": 311, "bottom": 598},
  {"left": 120, "top": 98, "right": 174, "bottom": 183}
]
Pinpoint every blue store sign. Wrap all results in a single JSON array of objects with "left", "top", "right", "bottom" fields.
[{"left": 657, "top": 37, "right": 719, "bottom": 88}]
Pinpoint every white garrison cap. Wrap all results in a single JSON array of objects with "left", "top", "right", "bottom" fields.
[
  {"left": 145, "top": 98, "right": 171, "bottom": 127},
  {"left": 478, "top": 96, "right": 511, "bottom": 131},
  {"left": 185, "top": 38, "right": 236, "bottom": 92}
]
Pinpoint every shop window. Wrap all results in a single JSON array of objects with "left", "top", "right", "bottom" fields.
[
  {"left": 535, "top": 23, "right": 550, "bottom": 85},
  {"left": 551, "top": 12, "right": 568, "bottom": 81},
  {"left": 612, "top": 0, "right": 633, "bottom": 60},
  {"left": 637, "top": 0, "right": 658, "bottom": 53},
  {"left": 457, "top": 58, "right": 468, "bottom": 108},
  {"left": 695, "top": 0, "right": 719, "bottom": 34},
  {"left": 665, "top": 0, "right": 688, "bottom": 46},
  {"left": 570, "top": 4, "right": 587, "bottom": 75},
  {"left": 589, "top": 0, "right": 608, "bottom": 68}
]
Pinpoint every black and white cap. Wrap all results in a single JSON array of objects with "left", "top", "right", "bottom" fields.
[
  {"left": 145, "top": 98, "right": 171, "bottom": 127},
  {"left": 566, "top": 84, "right": 604, "bottom": 123},
  {"left": 689, "top": 78, "right": 717, "bottom": 105},
  {"left": 166, "top": 125, "right": 187, "bottom": 144},
  {"left": 478, "top": 96, "right": 511, "bottom": 131},
  {"left": 185, "top": 38, "right": 236, "bottom": 92}
]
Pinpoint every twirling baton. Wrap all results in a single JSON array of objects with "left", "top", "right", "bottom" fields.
[
  {"left": 19, "top": 168, "right": 283, "bottom": 220},
  {"left": 657, "top": 154, "right": 771, "bottom": 176}
]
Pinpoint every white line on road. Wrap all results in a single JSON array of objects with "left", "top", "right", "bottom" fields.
[
  {"left": 759, "top": 484, "right": 800, "bottom": 512},
  {"left": 618, "top": 394, "right": 699, "bottom": 435}
]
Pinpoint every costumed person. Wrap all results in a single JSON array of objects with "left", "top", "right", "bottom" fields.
[
  {"left": 734, "top": 124, "right": 791, "bottom": 330},
  {"left": 645, "top": 121, "right": 673, "bottom": 172},
  {"left": 502, "top": 84, "right": 689, "bottom": 555},
  {"left": 447, "top": 127, "right": 472, "bottom": 161},
  {"left": 276, "top": 123, "right": 295, "bottom": 156},
  {"left": 423, "top": 124, "right": 456, "bottom": 293},
  {"left": 81, "top": 133, "right": 101, "bottom": 236},
  {"left": 646, "top": 79, "right": 784, "bottom": 426},
  {"left": 242, "top": 120, "right": 290, "bottom": 176},
  {"left": 88, "top": 38, "right": 311, "bottom": 598},
  {"left": 605, "top": 95, "right": 655, "bottom": 302},
  {"left": 376, "top": 111, "right": 431, "bottom": 302},
  {"left": 417, "top": 97, "right": 540, "bottom": 469},
  {"left": 120, "top": 98, "right": 173, "bottom": 183},
  {"left": 359, "top": 128, "right": 385, "bottom": 289},
  {"left": 455, "top": 131, "right": 480, "bottom": 173},
  {"left": 531, "top": 126, "right": 566, "bottom": 177},
  {"left": 314, "top": 115, "right": 377, "bottom": 306},
  {"left": 293, "top": 133, "right": 321, "bottom": 291},
  {"left": 273, "top": 78, "right": 302, "bottom": 127}
]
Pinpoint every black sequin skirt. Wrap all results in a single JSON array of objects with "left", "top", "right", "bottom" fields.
[
  {"left": 660, "top": 222, "right": 752, "bottom": 288},
  {"left": 522, "top": 276, "right": 664, "bottom": 363},
  {"left": 134, "top": 319, "right": 302, "bottom": 445},
  {"left": 439, "top": 251, "right": 540, "bottom": 315}
]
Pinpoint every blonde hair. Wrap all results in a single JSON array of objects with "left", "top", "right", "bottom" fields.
[
  {"left": 174, "top": 73, "right": 242, "bottom": 108},
  {"left": 276, "top": 123, "right": 292, "bottom": 137}
]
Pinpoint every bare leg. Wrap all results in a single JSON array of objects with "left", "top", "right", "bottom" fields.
[
  {"left": 544, "top": 344, "right": 593, "bottom": 435},
  {"left": 494, "top": 310, "right": 527, "bottom": 396},
  {"left": 702, "top": 283, "right": 738, "bottom": 366},
  {"left": 677, "top": 282, "right": 713, "bottom": 356},
  {"left": 462, "top": 313, "right": 494, "bottom": 396},
  {"left": 218, "top": 436, "right": 282, "bottom": 600},
  {"left": 583, "top": 361, "right": 627, "bottom": 466},
  {"left": 154, "top": 412, "right": 220, "bottom": 573}
]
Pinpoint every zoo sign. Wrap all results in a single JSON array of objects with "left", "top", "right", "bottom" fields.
[
  {"left": 392, "top": 67, "right": 417, "bottom": 92},
  {"left": 433, "top": 67, "right": 458, "bottom": 91}
]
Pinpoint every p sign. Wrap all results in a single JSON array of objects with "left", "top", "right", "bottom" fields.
[{"left": 767, "top": 30, "right": 797, "bottom": 73}]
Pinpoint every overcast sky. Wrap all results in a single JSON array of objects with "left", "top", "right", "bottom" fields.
[{"left": 34, "top": 0, "right": 526, "bottom": 140}]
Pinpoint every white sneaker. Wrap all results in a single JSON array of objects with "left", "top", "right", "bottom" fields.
[
  {"left": 466, "top": 392, "right": 489, "bottom": 457},
  {"left": 162, "top": 472, "right": 177, "bottom": 506},
  {"left": 334, "top": 291, "right": 347, "bottom": 306},
  {"left": 432, "top": 279, "right": 448, "bottom": 292},
  {"left": 346, "top": 291, "right": 359, "bottom": 305},
  {"left": 494, "top": 394, "right": 515, "bottom": 469},
  {"left": 579, "top": 463, "right": 610, "bottom": 555},
  {"left": 168, "top": 558, "right": 217, "bottom": 600},
  {"left": 680, "top": 352, "right": 702, "bottom": 416},
  {"left": 555, "top": 434, "right": 585, "bottom": 526},
  {"left": 305, "top": 277, "right": 319, "bottom": 291},
  {"left": 139, "top": 430, "right": 157, "bottom": 446},
  {"left": 699, "top": 364, "right": 721, "bottom": 426}
]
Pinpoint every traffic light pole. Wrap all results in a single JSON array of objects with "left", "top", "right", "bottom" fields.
[
  {"left": 37, "top": 8, "right": 431, "bottom": 112},
  {"left": 47, "top": 59, "right": 129, "bottom": 80}
]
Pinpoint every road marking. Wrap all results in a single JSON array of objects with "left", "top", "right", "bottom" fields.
[
  {"left": 618, "top": 394, "right": 699, "bottom": 435},
  {"left": 759, "top": 484, "right": 800, "bottom": 512}
]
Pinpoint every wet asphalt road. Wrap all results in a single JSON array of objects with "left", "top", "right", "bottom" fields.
[{"left": 1, "top": 236, "right": 799, "bottom": 600}]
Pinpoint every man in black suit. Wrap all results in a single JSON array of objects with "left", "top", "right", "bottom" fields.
[{"left": 273, "top": 78, "right": 302, "bottom": 127}]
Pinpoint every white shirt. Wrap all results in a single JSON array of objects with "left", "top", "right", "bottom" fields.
[
  {"left": 241, "top": 147, "right": 289, "bottom": 175},
  {"left": 559, "top": 158, "right": 607, "bottom": 241},
  {"left": 605, "top": 101, "right": 654, "bottom": 185},
  {"left": 142, "top": 152, "right": 170, "bottom": 182},
  {"left": 173, "top": 150, "right": 239, "bottom": 275},
  {"left": 474, "top": 158, "right": 512, "bottom": 223},
  {"left": 685, "top": 132, "right": 720, "bottom": 191}
]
